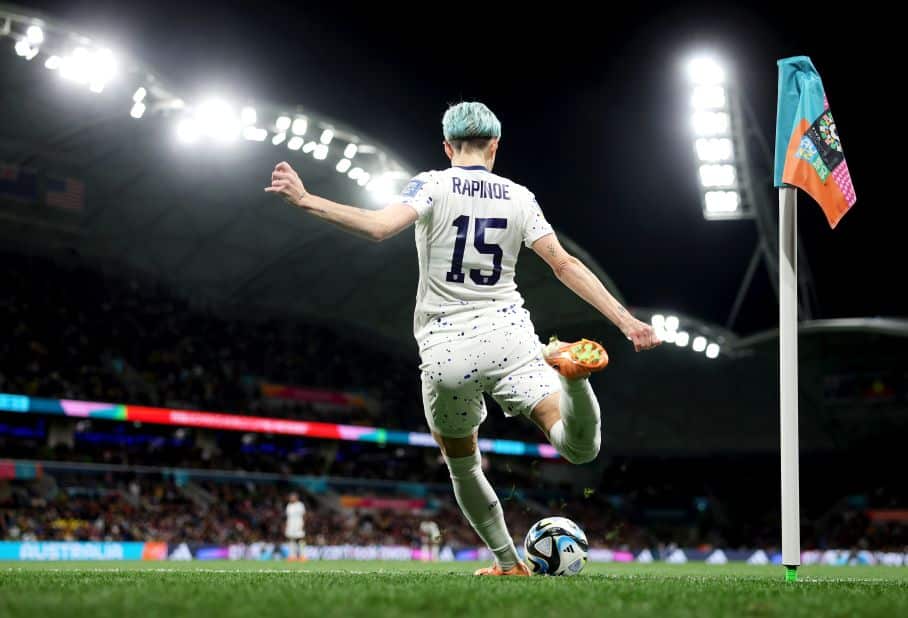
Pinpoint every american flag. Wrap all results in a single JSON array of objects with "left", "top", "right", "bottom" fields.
[{"left": 45, "top": 175, "right": 85, "bottom": 211}]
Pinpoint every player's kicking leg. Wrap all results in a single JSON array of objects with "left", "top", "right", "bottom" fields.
[
  {"left": 532, "top": 337, "right": 608, "bottom": 464},
  {"left": 434, "top": 431, "right": 530, "bottom": 577}
]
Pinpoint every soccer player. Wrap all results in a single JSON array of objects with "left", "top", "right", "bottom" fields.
[
  {"left": 285, "top": 492, "right": 306, "bottom": 561},
  {"left": 266, "top": 101, "right": 660, "bottom": 576},
  {"left": 419, "top": 519, "right": 442, "bottom": 562}
]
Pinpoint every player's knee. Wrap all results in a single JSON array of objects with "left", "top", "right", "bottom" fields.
[
  {"left": 444, "top": 449, "right": 482, "bottom": 480},
  {"left": 562, "top": 438, "right": 600, "bottom": 465},
  {"left": 563, "top": 449, "right": 598, "bottom": 465}
]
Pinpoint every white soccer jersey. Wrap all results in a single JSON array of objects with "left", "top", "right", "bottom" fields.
[
  {"left": 400, "top": 165, "right": 553, "bottom": 352},
  {"left": 285, "top": 501, "right": 305, "bottom": 538},
  {"left": 420, "top": 520, "right": 441, "bottom": 542}
]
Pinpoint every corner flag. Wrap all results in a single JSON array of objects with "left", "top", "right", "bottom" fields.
[{"left": 774, "top": 56, "right": 856, "bottom": 228}]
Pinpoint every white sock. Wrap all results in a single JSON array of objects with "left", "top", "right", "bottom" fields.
[
  {"left": 548, "top": 376, "right": 601, "bottom": 464},
  {"left": 445, "top": 450, "right": 519, "bottom": 569}
]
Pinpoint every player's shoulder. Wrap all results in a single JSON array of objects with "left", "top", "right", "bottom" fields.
[
  {"left": 402, "top": 170, "right": 444, "bottom": 198},
  {"left": 488, "top": 172, "right": 535, "bottom": 202},
  {"left": 411, "top": 169, "right": 446, "bottom": 184}
]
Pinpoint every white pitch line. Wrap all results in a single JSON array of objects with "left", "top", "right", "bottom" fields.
[{"left": 0, "top": 567, "right": 427, "bottom": 575}]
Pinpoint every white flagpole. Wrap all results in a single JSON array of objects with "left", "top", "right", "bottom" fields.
[{"left": 779, "top": 186, "right": 801, "bottom": 581}]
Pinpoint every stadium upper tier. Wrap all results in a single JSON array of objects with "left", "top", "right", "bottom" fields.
[{"left": 0, "top": 6, "right": 624, "bottom": 348}]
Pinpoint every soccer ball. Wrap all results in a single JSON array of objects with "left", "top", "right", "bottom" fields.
[{"left": 523, "top": 516, "right": 589, "bottom": 576}]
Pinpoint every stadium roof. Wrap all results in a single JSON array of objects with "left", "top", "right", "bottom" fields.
[{"left": 0, "top": 5, "right": 625, "bottom": 350}]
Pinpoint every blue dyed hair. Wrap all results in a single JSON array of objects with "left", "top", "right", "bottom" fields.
[{"left": 442, "top": 102, "right": 501, "bottom": 143}]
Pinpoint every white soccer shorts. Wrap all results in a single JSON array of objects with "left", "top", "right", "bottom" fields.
[{"left": 419, "top": 313, "right": 561, "bottom": 438}]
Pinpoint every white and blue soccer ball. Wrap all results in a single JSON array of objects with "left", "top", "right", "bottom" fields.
[{"left": 523, "top": 516, "right": 589, "bottom": 576}]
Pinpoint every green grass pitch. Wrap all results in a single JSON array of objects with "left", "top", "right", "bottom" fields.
[{"left": 2, "top": 561, "right": 907, "bottom": 617}]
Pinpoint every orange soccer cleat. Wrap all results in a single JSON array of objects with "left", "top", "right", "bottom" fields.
[
  {"left": 474, "top": 561, "right": 532, "bottom": 576},
  {"left": 543, "top": 337, "right": 609, "bottom": 380}
]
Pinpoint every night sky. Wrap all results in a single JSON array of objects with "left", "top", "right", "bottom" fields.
[{"left": 25, "top": 1, "right": 899, "bottom": 335}]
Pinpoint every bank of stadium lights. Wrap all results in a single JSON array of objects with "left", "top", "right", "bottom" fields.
[
  {"left": 130, "top": 87, "right": 147, "bottom": 119},
  {"left": 685, "top": 55, "right": 747, "bottom": 221},
  {"left": 11, "top": 24, "right": 43, "bottom": 60},
  {"left": 3, "top": 10, "right": 413, "bottom": 202},
  {"left": 45, "top": 46, "right": 118, "bottom": 93},
  {"left": 651, "top": 313, "right": 721, "bottom": 359}
]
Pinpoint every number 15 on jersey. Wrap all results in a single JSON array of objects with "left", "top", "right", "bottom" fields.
[{"left": 445, "top": 215, "right": 508, "bottom": 287}]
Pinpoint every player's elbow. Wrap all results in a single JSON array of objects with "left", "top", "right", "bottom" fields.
[
  {"left": 367, "top": 225, "right": 389, "bottom": 243},
  {"left": 553, "top": 255, "right": 581, "bottom": 279}
]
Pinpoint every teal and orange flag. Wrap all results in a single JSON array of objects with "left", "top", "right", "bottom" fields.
[{"left": 774, "top": 56, "right": 856, "bottom": 228}]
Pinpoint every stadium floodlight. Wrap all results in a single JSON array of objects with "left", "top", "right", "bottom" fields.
[
  {"left": 705, "top": 342, "right": 720, "bottom": 359},
  {"left": 704, "top": 191, "right": 740, "bottom": 215},
  {"left": 60, "top": 47, "right": 86, "bottom": 81},
  {"left": 691, "top": 111, "right": 730, "bottom": 136},
  {"left": 348, "top": 167, "right": 363, "bottom": 180},
  {"left": 650, "top": 313, "right": 665, "bottom": 328},
  {"left": 665, "top": 315, "right": 680, "bottom": 332},
  {"left": 271, "top": 132, "right": 286, "bottom": 146},
  {"left": 366, "top": 174, "right": 395, "bottom": 204},
  {"left": 686, "top": 56, "right": 725, "bottom": 85},
  {"left": 685, "top": 53, "right": 752, "bottom": 221},
  {"left": 242, "top": 126, "right": 267, "bottom": 141},
  {"left": 695, "top": 138, "right": 733, "bottom": 162},
  {"left": 130, "top": 102, "right": 146, "bottom": 119},
  {"left": 357, "top": 172, "right": 371, "bottom": 187},
  {"left": 699, "top": 164, "right": 736, "bottom": 188},
  {"left": 132, "top": 87, "right": 147, "bottom": 102},
  {"left": 14, "top": 39, "right": 38, "bottom": 60},
  {"left": 314, "top": 144, "right": 329, "bottom": 160},
  {"left": 176, "top": 118, "right": 199, "bottom": 143},
  {"left": 44, "top": 55, "right": 60, "bottom": 69},
  {"left": 60, "top": 46, "right": 117, "bottom": 92},
  {"left": 344, "top": 143, "right": 358, "bottom": 159},
  {"left": 26, "top": 25, "right": 44, "bottom": 45},
  {"left": 275, "top": 115, "right": 291, "bottom": 131},
  {"left": 287, "top": 136, "right": 304, "bottom": 150},
  {"left": 675, "top": 331, "right": 690, "bottom": 347},
  {"left": 691, "top": 85, "right": 726, "bottom": 109},
  {"left": 291, "top": 117, "right": 308, "bottom": 136},
  {"left": 302, "top": 141, "right": 317, "bottom": 154},
  {"left": 336, "top": 159, "right": 352, "bottom": 173},
  {"left": 88, "top": 48, "right": 116, "bottom": 92},
  {"left": 692, "top": 336, "right": 707, "bottom": 352},
  {"left": 196, "top": 98, "right": 239, "bottom": 142},
  {"left": 240, "top": 106, "right": 257, "bottom": 125},
  {"left": 320, "top": 128, "right": 334, "bottom": 145},
  {"left": 662, "top": 329, "right": 677, "bottom": 344}
]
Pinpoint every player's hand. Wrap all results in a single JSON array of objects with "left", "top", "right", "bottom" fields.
[
  {"left": 622, "top": 318, "right": 661, "bottom": 352},
  {"left": 265, "top": 161, "right": 308, "bottom": 206}
]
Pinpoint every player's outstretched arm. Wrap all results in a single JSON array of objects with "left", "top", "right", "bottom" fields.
[
  {"left": 265, "top": 161, "right": 417, "bottom": 242},
  {"left": 532, "top": 232, "right": 660, "bottom": 352}
]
